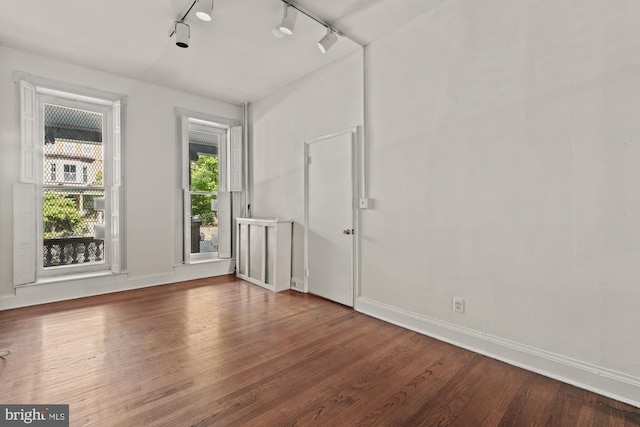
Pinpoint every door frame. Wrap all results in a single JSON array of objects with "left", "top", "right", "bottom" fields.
[{"left": 303, "top": 127, "right": 360, "bottom": 305}]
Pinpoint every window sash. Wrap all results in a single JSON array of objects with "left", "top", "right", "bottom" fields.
[
  {"left": 179, "top": 115, "right": 238, "bottom": 263},
  {"left": 38, "top": 96, "right": 111, "bottom": 277}
]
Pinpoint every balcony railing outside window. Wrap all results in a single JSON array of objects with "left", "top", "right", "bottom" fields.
[{"left": 43, "top": 237, "right": 104, "bottom": 267}]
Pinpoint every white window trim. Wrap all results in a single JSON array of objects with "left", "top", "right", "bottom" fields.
[
  {"left": 14, "top": 73, "right": 127, "bottom": 287},
  {"left": 175, "top": 109, "right": 242, "bottom": 265},
  {"left": 14, "top": 71, "right": 124, "bottom": 106}
]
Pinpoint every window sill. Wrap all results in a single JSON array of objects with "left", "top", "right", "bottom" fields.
[
  {"left": 174, "top": 257, "right": 235, "bottom": 273},
  {"left": 189, "top": 257, "right": 223, "bottom": 265},
  {"left": 16, "top": 270, "right": 126, "bottom": 289}
]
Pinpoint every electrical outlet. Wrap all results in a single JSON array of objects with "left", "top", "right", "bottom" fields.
[
  {"left": 290, "top": 278, "right": 304, "bottom": 292},
  {"left": 452, "top": 297, "right": 465, "bottom": 314}
]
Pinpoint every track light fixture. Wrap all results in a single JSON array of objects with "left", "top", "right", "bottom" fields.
[
  {"left": 273, "top": 1, "right": 343, "bottom": 54},
  {"left": 169, "top": 0, "right": 214, "bottom": 48},
  {"left": 274, "top": 4, "right": 298, "bottom": 37},
  {"left": 175, "top": 21, "right": 190, "bottom": 48},
  {"left": 195, "top": 0, "right": 214, "bottom": 22},
  {"left": 317, "top": 28, "right": 338, "bottom": 53}
]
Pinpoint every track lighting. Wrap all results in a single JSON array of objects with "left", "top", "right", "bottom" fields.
[
  {"left": 169, "top": 0, "right": 214, "bottom": 48},
  {"left": 317, "top": 29, "right": 338, "bottom": 53},
  {"left": 195, "top": 0, "right": 214, "bottom": 22},
  {"left": 175, "top": 21, "right": 190, "bottom": 48},
  {"left": 272, "top": 1, "right": 343, "bottom": 53},
  {"left": 275, "top": 5, "right": 298, "bottom": 36},
  {"left": 168, "top": 0, "right": 349, "bottom": 52}
]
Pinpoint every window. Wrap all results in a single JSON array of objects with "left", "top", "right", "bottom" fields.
[
  {"left": 187, "top": 123, "right": 221, "bottom": 259},
  {"left": 63, "top": 164, "right": 76, "bottom": 182},
  {"left": 177, "top": 113, "right": 242, "bottom": 264},
  {"left": 14, "top": 76, "right": 124, "bottom": 285},
  {"left": 43, "top": 104, "right": 104, "bottom": 271}
]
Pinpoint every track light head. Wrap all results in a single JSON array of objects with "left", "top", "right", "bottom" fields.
[
  {"left": 195, "top": 0, "right": 214, "bottom": 22},
  {"left": 317, "top": 29, "right": 338, "bottom": 53},
  {"left": 276, "top": 5, "right": 297, "bottom": 36},
  {"left": 175, "top": 21, "right": 190, "bottom": 48},
  {"left": 272, "top": 27, "right": 287, "bottom": 38}
]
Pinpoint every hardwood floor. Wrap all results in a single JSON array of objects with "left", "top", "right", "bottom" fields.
[{"left": 0, "top": 275, "right": 638, "bottom": 426}]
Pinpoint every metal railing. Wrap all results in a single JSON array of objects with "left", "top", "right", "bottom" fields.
[{"left": 43, "top": 237, "right": 104, "bottom": 267}]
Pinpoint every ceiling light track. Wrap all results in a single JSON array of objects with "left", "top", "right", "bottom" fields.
[
  {"left": 279, "top": 0, "right": 344, "bottom": 37},
  {"left": 169, "top": 0, "right": 214, "bottom": 48},
  {"left": 275, "top": 0, "right": 347, "bottom": 53}
]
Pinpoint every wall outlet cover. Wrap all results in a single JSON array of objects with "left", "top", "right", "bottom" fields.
[{"left": 453, "top": 297, "right": 465, "bottom": 313}]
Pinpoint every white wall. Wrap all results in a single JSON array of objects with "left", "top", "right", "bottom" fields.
[
  {"left": 251, "top": 51, "right": 364, "bottom": 281},
  {"left": 0, "top": 46, "right": 242, "bottom": 300},
  {"left": 249, "top": 0, "right": 640, "bottom": 406},
  {"left": 359, "top": 0, "right": 640, "bottom": 404}
]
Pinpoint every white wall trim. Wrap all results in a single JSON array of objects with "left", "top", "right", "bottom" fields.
[
  {"left": 0, "top": 260, "right": 235, "bottom": 311},
  {"left": 173, "top": 107, "right": 241, "bottom": 127},
  {"left": 14, "top": 71, "right": 128, "bottom": 105},
  {"left": 355, "top": 296, "right": 640, "bottom": 409}
]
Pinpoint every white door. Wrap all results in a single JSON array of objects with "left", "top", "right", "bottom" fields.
[{"left": 305, "top": 130, "right": 355, "bottom": 306}]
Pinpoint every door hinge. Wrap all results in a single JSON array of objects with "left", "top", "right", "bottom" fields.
[
  {"left": 306, "top": 156, "right": 311, "bottom": 165},
  {"left": 305, "top": 269, "right": 309, "bottom": 278}
]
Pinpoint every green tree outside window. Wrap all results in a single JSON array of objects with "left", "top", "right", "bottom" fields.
[
  {"left": 43, "top": 190, "right": 89, "bottom": 238},
  {"left": 190, "top": 154, "right": 218, "bottom": 225}
]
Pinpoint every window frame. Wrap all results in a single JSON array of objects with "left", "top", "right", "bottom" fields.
[
  {"left": 37, "top": 94, "right": 112, "bottom": 277},
  {"left": 175, "top": 109, "right": 242, "bottom": 266},
  {"left": 185, "top": 121, "right": 224, "bottom": 262},
  {"left": 14, "top": 72, "right": 126, "bottom": 286}
]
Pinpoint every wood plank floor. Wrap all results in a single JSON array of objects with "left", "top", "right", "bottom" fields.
[{"left": 0, "top": 275, "right": 638, "bottom": 426}]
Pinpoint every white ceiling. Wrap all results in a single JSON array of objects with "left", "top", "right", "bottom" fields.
[{"left": 0, "top": 0, "right": 444, "bottom": 104}]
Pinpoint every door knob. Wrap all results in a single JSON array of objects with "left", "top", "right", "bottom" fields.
[{"left": 343, "top": 229, "right": 352, "bottom": 235}]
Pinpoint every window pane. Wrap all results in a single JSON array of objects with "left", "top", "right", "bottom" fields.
[
  {"left": 188, "top": 131, "right": 219, "bottom": 192},
  {"left": 184, "top": 121, "right": 222, "bottom": 261},
  {"left": 42, "top": 188, "right": 105, "bottom": 267},
  {"left": 44, "top": 104, "right": 103, "bottom": 187},
  {"left": 190, "top": 194, "right": 217, "bottom": 254}
]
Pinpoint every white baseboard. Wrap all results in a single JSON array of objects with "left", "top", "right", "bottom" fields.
[
  {"left": 355, "top": 296, "right": 640, "bottom": 409},
  {"left": 0, "top": 259, "right": 235, "bottom": 310}
]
